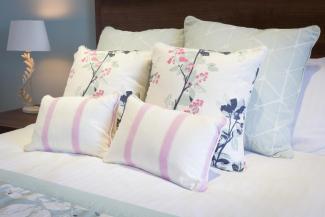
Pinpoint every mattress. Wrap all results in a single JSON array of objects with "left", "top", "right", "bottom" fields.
[{"left": 0, "top": 124, "right": 325, "bottom": 217}]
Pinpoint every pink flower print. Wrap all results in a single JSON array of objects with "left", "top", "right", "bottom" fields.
[
  {"left": 176, "top": 48, "right": 185, "bottom": 55},
  {"left": 167, "top": 48, "right": 186, "bottom": 64},
  {"left": 99, "top": 68, "right": 111, "bottom": 79},
  {"left": 179, "top": 56, "right": 188, "bottom": 62},
  {"left": 81, "top": 57, "right": 87, "bottom": 63},
  {"left": 167, "top": 57, "right": 173, "bottom": 64},
  {"left": 68, "top": 69, "right": 75, "bottom": 79},
  {"left": 150, "top": 72, "right": 160, "bottom": 84},
  {"left": 195, "top": 72, "right": 209, "bottom": 86},
  {"left": 93, "top": 89, "right": 104, "bottom": 97},
  {"left": 185, "top": 63, "right": 194, "bottom": 72},
  {"left": 183, "top": 99, "right": 204, "bottom": 114},
  {"left": 89, "top": 50, "right": 97, "bottom": 56},
  {"left": 91, "top": 56, "right": 99, "bottom": 62}
]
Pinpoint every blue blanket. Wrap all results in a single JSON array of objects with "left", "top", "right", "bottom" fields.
[{"left": 0, "top": 169, "right": 176, "bottom": 217}]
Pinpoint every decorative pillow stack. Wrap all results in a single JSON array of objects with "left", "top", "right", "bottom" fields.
[
  {"left": 97, "top": 26, "right": 184, "bottom": 50},
  {"left": 145, "top": 43, "right": 266, "bottom": 171},
  {"left": 104, "top": 96, "right": 226, "bottom": 191},
  {"left": 184, "top": 16, "right": 321, "bottom": 158},
  {"left": 64, "top": 45, "right": 151, "bottom": 122},
  {"left": 26, "top": 94, "right": 119, "bottom": 157}
]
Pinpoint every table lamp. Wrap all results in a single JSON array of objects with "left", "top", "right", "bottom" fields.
[{"left": 7, "top": 20, "right": 50, "bottom": 114}]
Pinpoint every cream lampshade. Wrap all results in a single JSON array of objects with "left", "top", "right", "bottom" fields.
[{"left": 7, "top": 20, "right": 50, "bottom": 113}]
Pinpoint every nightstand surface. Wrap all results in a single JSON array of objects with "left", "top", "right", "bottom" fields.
[{"left": 0, "top": 109, "right": 37, "bottom": 133}]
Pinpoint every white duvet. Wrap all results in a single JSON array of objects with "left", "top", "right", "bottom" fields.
[{"left": 0, "top": 125, "right": 325, "bottom": 217}]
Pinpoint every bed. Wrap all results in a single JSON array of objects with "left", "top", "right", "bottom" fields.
[
  {"left": 1, "top": 124, "right": 325, "bottom": 217},
  {"left": 1, "top": 0, "right": 325, "bottom": 216}
]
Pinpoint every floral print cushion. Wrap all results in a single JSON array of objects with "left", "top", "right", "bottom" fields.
[
  {"left": 0, "top": 181, "right": 111, "bottom": 217},
  {"left": 63, "top": 45, "right": 152, "bottom": 122},
  {"left": 145, "top": 43, "right": 266, "bottom": 172}
]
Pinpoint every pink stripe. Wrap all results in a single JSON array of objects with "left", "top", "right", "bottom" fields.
[
  {"left": 159, "top": 113, "right": 188, "bottom": 181},
  {"left": 198, "top": 117, "right": 226, "bottom": 192},
  {"left": 71, "top": 98, "right": 92, "bottom": 154},
  {"left": 124, "top": 104, "right": 152, "bottom": 166},
  {"left": 41, "top": 98, "right": 59, "bottom": 152}
]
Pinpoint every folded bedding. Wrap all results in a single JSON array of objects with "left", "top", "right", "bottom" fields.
[{"left": 0, "top": 125, "right": 325, "bottom": 217}]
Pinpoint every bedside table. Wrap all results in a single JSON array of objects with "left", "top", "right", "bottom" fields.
[{"left": 0, "top": 109, "right": 37, "bottom": 133}]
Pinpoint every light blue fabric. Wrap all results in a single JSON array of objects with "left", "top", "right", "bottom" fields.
[
  {"left": 0, "top": 180, "right": 101, "bottom": 217},
  {"left": 184, "top": 16, "right": 321, "bottom": 158},
  {"left": 0, "top": 169, "right": 175, "bottom": 217}
]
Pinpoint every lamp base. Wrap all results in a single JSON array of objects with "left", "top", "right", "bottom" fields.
[{"left": 22, "top": 105, "right": 39, "bottom": 114}]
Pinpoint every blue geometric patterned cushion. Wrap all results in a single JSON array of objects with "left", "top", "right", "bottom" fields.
[{"left": 184, "top": 16, "right": 320, "bottom": 158}]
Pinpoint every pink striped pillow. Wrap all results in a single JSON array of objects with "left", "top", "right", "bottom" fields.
[
  {"left": 103, "top": 96, "right": 226, "bottom": 191},
  {"left": 25, "top": 94, "right": 119, "bottom": 157}
]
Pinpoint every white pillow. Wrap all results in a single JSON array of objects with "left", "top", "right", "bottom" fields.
[
  {"left": 97, "top": 26, "right": 184, "bottom": 50},
  {"left": 184, "top": 16, "right": 321, "bottom": 158},
  {"left": 104, "top": 96, "right": 226, "bottom": 191},
  {"left": 293, "top": 58, "right": 325, "bottom": 154},
  {"left": 145, "top": 43, "right": 266, "bottom": 172},
  {"left": 64, "top": 45, "right": 151, "bottom": 99},
  {"left": 64, "top": 45, "right": 151, "bottom": 122},
  {"left": 25, "top": 94, "right": 119, "bottom": 157}
]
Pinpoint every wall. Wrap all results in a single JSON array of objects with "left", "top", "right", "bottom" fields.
[{"left": 0, "top": 0, "right": 96, "bottom": 111}]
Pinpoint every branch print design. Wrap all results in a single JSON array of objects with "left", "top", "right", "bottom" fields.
[
  {"left": 81, "top": 51, "right": 115, "bottom": 96},
  {"left": 212, "top": 98, "right": 245, "bottom": 172},
  {"left": 117, "top": 90, "right": 133, "bottom": 126},
  {"left": 157, "top": 46, "right": 259, "bottom": 172},
  {"left": 172, "top": 49, "right": 202, "bottom": 110},
  {"left": 165, "top": 48, "right": 213, "bottom": 112},
  {"left": 78, "top": 50, "right": 132, "bottom": 97}
]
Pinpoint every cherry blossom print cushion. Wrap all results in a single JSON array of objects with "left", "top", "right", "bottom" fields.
[
  {"left": 63, "top": 45, "right": 151, "bottom": 123},
  {"left": 104, "top": 96, "right": 226, "bottom": 191},
  {"left": 25, "top": 94, "right": 119, "bottom": 158},
  {"left": 145, "top": 43, "right": 266, "bottom": 172}
]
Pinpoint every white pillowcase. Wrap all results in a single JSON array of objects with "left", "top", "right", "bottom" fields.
[
  {"left": 293, "top": 58, "right": 325, "bottom": 154},
  {"left": 64, "top": 45, "right": 151, "bottom": 100},
  {"left": 104, "top": 96, "right": 226, "bottom": 191},
  {"left": 63, "top": 45, "right": 151, "bottom": 123},
  {"left": 184, "top": 16, "right": 321, "bottom": 158},
  {"left": 97, "top": 26, "right": 184, "bottom": 50},
  {"left": 145, "top": 43, "right": 266, "bottom": 172},
  {"left": 25, "top": 94, "right": 119, "bottom": 157}
]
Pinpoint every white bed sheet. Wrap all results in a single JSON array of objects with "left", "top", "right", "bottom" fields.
[
  {"left": 0, "top": 125, "right": 325, "bottom": 217},
  {"left": 293, "top": 58, "right": 325, "bottom": 154}
]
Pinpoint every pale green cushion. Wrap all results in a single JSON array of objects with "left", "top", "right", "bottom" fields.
[
  {"left": 184, "top": 16, "right": 321, "bottom": 158},
  {"left": 97, "top": 26, "right": 184, "bottom": 50}
]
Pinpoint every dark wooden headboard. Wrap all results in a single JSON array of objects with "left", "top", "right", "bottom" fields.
[{"left": 95, "top": 0, "right": 325, "bottom": 57}]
